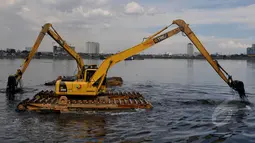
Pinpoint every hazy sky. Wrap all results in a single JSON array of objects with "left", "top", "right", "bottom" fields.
[{"left": 1, "top": 0, "right": 254, "bottom": 54}]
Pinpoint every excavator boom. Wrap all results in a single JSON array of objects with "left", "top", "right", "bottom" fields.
[
  {"left": 89, "top": 27, "right": 182, "bottom": 86},
  {"left": 88, "top": 19, "right": 245, "bottom": 99}
]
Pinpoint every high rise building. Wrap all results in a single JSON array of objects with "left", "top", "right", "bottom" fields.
[
  {"left": 25, "top": 47, "right": 32, "bottom": 51},
  {"left": 187, "top": 43, "right": 194, "bottom": 57},
  {"left": 53, "top": 45, "right": 75, "bottom": 56},
  {"left": 86, "top": 42, "right": 100, "bottom": 54},
  {"left": 247, "top": 44, "right": 255, "bottom": 56}
]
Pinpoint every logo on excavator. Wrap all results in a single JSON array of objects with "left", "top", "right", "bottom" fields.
[
  {"left": 153, "top": 33, "right": 168, "bottom": 43},
  {"left": 76, "top": 84, "right": 82, "bottom": 89}
]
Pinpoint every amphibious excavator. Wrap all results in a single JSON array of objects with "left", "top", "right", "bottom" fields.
[
  {"left": 15, "top": 19, "right": 246, "bottom": 113},
  {"left": 6, "top": 23, "right": 123, "bottom": 96}
]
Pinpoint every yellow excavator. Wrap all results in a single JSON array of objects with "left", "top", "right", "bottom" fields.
[
  {"left": 6, "top": 23, "right": 122, "bottom": 96},
  {"left": 16, "top": 19, "right": 246, "bottom": 113}
]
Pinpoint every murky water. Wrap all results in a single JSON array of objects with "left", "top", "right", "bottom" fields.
[{"left": 1, "top": 58, "right": 255, "bottom": 143}]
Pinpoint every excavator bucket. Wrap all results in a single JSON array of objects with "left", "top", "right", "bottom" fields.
[
  {"left": 6, "top": 75, "right": 17, "bottom": 94},
  {"left": 16, "top": 90, "right": 152, "bottom": 113},
  {"left": 231, "top": 80, "right": 246, "bottom": 99}
]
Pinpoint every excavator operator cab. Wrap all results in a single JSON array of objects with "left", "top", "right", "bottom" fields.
[
  {"left": 84, "top": 64, "right": 98, "bottom": 82},
  {"left": 85, "top": 69, "right": 96, "bottom": 82},
  {"left": 84, "top": 64, "right": 107, "bottom": 87}
]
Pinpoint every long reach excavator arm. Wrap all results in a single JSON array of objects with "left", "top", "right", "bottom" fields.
[
  {"left": 86, "top": 19, "right": 245, "bottom": 98},
  {"left": 7, "top": 23, "right": 85, "bottom": 93},
  {"left": 172, "top": 19, "right": 245, "bottom": 97}
]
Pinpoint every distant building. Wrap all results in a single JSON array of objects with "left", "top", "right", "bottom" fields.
[
  {"left": 187, "top": 43, "right": 194, "bottom": 57},
  {"left": 165, "top": 52, "right": 172, "bottom": 55},
  {"left": 53, "top": 45, "right": 75, "bottom": 56},
  {"left": 25, "top": 47, "right": 32, "bottom": 51},
  {"left": 193, "top": 52, "right": 201, "bottom": 57},
  {"left": 247, "top": 44, "right": 255, "bottom": 56},
  {"left": 86, "top": 42, "right": 100, "bottom": 54},
  {"left": 6, "top": 48, "right": 16, "bottom": 53}
]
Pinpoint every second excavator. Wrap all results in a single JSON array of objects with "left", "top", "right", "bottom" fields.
[
  {"left": 6, "top": 23, "right": 123, "bottom": 98},
  {"left": 16, "top": 19, "right": 246, "bottom": 113}
]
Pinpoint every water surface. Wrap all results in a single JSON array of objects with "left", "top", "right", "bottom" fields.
[{"left": 0, "top": 59, "right": 255, "bottom": 143}]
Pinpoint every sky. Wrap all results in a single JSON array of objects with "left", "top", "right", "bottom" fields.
[{"left": 0, "top": 0, "right": 255, "bottom": 54}]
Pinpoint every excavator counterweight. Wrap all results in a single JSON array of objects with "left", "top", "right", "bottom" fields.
[{"left": 15, "top": 19, "right": 246, "bottom": 113}]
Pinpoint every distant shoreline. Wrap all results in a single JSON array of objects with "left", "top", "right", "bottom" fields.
[
  {"left": 1, "top": 54, "right": 254, "bottom": 60},
  {"left": 1, "top": 50, "right": 254, "bottom": 60}
]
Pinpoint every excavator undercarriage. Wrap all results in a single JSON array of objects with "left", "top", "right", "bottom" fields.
[{"left": 16, "top": 90, "right": 152, "bottom": 112}]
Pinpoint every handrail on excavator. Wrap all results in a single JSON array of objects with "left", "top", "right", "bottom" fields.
[{"left": 89, "top": 19, "right": 245, "bottom": 99}]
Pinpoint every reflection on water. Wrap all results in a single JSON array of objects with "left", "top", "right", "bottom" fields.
[
  {"left": 247, "top": 59, "right": 255, "bottom": 69},
  {"left": 187, "top": 59, "right": 193, "bottom": 68},
  {"left": 62, "top": 115, "right": 106, "bottom": 141},
  {"left": 65, "top": 60, "right": 73, "bottom": 75},
  {"left": 54, "top": 114, "right": 107, "bottom": 142},
  {"left": 187, "top": 59, "right": 194, "bottom": 84},
  {"left": 52, "top": 60, "right": 57, "bottom": 74}
]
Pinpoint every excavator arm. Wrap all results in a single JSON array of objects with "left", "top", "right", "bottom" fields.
[
  {"left": 89, "top": 19, "right": 245, "bottom": 98},
  {"left": 47, "top": 24, "right": 85, "bottom": 79},
  {"left": 7, "top": 23, "right": 85, "bottom": 93},
  {"left": 172, "top": 19, "right": 245, "bottom": 98}
]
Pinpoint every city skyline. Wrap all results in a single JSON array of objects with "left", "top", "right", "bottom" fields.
[{"left": 0, "top": 0, "right": 254, "bottom": 54}]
